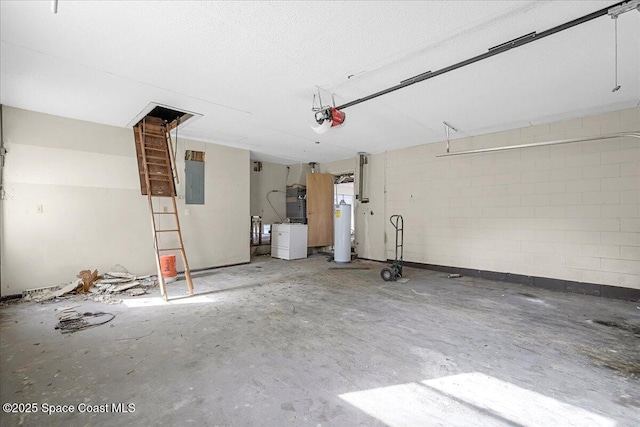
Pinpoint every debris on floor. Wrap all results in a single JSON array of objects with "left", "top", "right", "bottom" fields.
[
  {"left": 49, "top": 280, "right": 83, "bottom": 300},
  {"left": 448, "top": 273, "right": 462, "bottom": 278},
  {"left": 22, "top": 270, "right": 157, "bottom": 304},
  {"left": 90, "top": 294, "right": 123, "bottom": 305},
  {"left": 127, "top": 288, "right": 146, "bottom": 296},
  {"left": 92, "top": 272, "right": 155, "bottom": 296},
  {"left": 77, "top": 269, "right": 99, "bottom": 292},
  {"left": 55, "top": 303, "right": 80, "bottom": 313},
  {"left": 54, "top": 310, "right": 115, "bottom": 334}
]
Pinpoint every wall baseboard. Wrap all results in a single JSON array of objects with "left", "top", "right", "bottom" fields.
[
  {"left": 4, "top": 259, "right": 638, "bottom": 302},
  {"left": 386, "top": 259, "right": 640, "bottom": 302},
  {"left": 0, "top": 261, "right": 252, "bottom": 301},
  {"left": 177, "top": 261, "right": 251, "bottom": 277}
]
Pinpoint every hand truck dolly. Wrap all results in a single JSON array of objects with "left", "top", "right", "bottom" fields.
[{"left": 381, "top": 215, "right": 403, "bottom": 281}]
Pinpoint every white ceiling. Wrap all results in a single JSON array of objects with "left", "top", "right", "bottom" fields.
[{"left": 1, "top": 1, "right": 639, "bottom": 165}]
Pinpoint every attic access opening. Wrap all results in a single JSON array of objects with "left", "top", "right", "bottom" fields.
[{"left": 127, "top": 102, "right": 202, "bottom": 130}]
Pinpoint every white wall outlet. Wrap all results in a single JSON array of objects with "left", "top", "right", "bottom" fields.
[
  {"left": 185, "top": 209, "right": 191, "bottom": 216},
  {"left": 36, "top": 204, "right": 43, "bottom": 213}
]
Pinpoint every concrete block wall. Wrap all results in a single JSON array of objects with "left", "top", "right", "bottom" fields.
[{"left": 383, "top": 107, "right": 639, "bottom": 289}]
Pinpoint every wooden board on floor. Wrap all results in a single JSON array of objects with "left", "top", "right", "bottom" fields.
[{"left": 306, "top": 173, "right": 334, "bottom": 247}]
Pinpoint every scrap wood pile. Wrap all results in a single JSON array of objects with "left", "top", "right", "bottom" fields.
[{"left": 23, "top": 269, "right": 158, "bottom": 303}]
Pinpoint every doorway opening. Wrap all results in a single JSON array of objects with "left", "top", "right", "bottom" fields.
[{"left": 334, "top": 173, "right": 355, "bottom": 246}]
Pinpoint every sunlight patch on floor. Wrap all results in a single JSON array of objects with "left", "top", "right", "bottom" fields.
[
  {"left": 122, "top": 295, "right": 218, "bottom": 308},
  {"left": 339, "top": 372, "right": 615, "bottom": 427}
]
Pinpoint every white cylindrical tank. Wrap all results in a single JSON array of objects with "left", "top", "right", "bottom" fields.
[{"left": 334, "top": 201, "right": 351, "bottom": 263}]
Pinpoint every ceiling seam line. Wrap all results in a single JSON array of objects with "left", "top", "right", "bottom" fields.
[{"left": 335, "top": 1, "right": 629, "bottom": 111}]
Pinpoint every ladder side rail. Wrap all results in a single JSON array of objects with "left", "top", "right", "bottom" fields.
[
  {"left": 170, "top": 195, "right": 194, "bottom": 295},
  {"left": 165, "top": 128, "right": 180, "bottom": 186},
  {"left": 138, "top": 121, "right": 168, "bottom": 300}
]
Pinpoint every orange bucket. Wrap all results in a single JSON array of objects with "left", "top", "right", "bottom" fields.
[{"left": 159, "top": 255, "right": 177, "bottom": 282}]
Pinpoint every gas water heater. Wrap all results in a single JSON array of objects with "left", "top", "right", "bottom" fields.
[{"left": 334, "top": 200, "right": 352, "bottom": 263}]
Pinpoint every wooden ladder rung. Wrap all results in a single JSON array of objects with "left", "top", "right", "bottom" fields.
[
  {"left": 138, "top": 159, "right": 168, "bottom": 166},
  {"left": 140, "top": 172, "right": 172, "bottom": 176},
  {"left": 135, "top": 119, "right": 193, "bottom": 302}
]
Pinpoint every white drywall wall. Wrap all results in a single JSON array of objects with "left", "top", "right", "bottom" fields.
[
  {"left": 250, "top": 161, "right": 288, "bottom": 224},
  {"left": 319, "top": 158, "right": 355, "bottom": 176},
  {"left": 0, "top": 107, "right": 250, "bottom": 295}
]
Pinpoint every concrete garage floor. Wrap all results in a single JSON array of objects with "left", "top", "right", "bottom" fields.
[{"left": 1, "top": 255, "right": 639, "bottom": 426}]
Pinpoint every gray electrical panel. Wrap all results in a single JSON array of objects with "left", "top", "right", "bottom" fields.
[{"left": 185, "top": 160, "right": 205, "bottom": 205}]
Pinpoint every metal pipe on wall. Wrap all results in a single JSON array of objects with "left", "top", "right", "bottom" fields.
[
  {"left": 0, "top": 104, "right": 5, "bottom": 290},
  {"left": 0, "top": 105, "right": 5, "bottom": 196},
  {"left": 357, "top": 153, "right": 369, "bottom": 203},
  {"left": 443, "top": 121, "right": 458, "bottom": 153},
  {"left": 436, "top": 132, "right": 640, "bottom": 157}
]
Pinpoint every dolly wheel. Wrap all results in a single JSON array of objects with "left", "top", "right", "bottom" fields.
[{"left": 381, "top": 268, "right": 395, "bottom": 282}]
